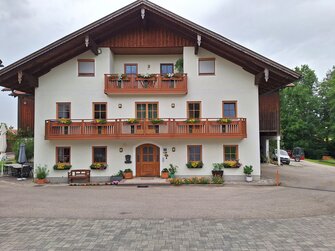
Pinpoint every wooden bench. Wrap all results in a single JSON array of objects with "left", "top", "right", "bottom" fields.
[{"left": 68, "top": 169, "right": 91, "bottom": 184}]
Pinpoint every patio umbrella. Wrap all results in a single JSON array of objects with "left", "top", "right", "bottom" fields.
[
  {"left": 0, "top": 123, "right": 7, "bottom": 176},
  {"left": 17, "top": 143, "right": 27, "bottom": 180}
]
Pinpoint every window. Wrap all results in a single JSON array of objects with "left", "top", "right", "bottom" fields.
[
  {"left": 187, "top": 145, "right": 202, "bottom": 162},
  {"left": 92, "top": 146, "right": 107, "bottom": 163},
  {"left": 56, "top": 147, "right": 71, "bottom": 163},
  {"left": 136, "top": 103, "right": 158, "bottom": 120},
  {"left": 57, "top": 103, "right": 71, "bottom": 119},
  {"left": 224, "top": 145, "right": 238, "bottom": 161},
  {"left": 125, "top": 64, "right": 138, "bottom": 75},
  {"left": 160, "top": 64, "right": 174, "bottom": 75},
  {"left": 223, "top": 101, "right": 237, "bottom": 118},
  {"left": 187, "top": 102, "right": 201, "bottom": 119},
  {"left": 78, "top": 59, "right": 95, "bottom": 76},
  {"left": 199, "top": 58, "right": 215, "bottom": 75},
  {"left": 93, "top": 103, "right": 107, "bottom": 119}
]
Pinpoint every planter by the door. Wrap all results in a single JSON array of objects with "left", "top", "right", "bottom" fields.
[
  {"left": 35, "top": 178, "right": 47, "bottom": 184},
  {"left": 123, "top": 172, "right": 133, "bottom": 179},
  {"left": 246, "top": 176, "right": 253, "bottom": 182},
  {"left": 212, "top": 170, "right": 224, "bottom": 177},
  {"left": 161, "top": 172, "right": 169, "bottom": 179},
  {"left": 111, "top": 175, "right": 123, "bottom": 182}
]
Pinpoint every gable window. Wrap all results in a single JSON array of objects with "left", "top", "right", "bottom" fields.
[
  {"left": 187, "top": 145, "right": 202, "bottom": 162},
  {"left": 136, "top": 102, "right": 158, "bottom": 120},
  {"left": 224, "top": 145, "right": 238, "bottom": 161},
  {"left": 199, "top": 58, "right": 215, "bottom": 75},
  {"left": 125, "top": 64, "right": 138, "bottom": 75},
  {"left": 187, "top": 102, "right": 201, "bottom": 119},
  {"left": 78, "top": 59, "right": 95, "bottom": 76},
  {"left": 223, "top": 101, "right": 237, "bottom": 118},
  {"left": 92, "top": 146, "right": 107, "bottom": 163},
  {"left": 93, "top": 103, "right": 107, "bottom": 119},
  {"left": 57, "top": 102, "right": 71, "bottom": 119},
  {"left": 56, "top": 147, "right": 71, "bottom": 163},
  {"left": 160, "top": 64, "right": 174, "bottom": 75}
]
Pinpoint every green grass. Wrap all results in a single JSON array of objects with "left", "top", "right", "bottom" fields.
[{"left": 305, "top": 158, "right": 335, "bottom": 167}]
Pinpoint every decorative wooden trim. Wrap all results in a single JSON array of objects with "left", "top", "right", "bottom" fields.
[
  {"left": 56, "top": 102, "right": 71, "bottom": 119},
  {"left": 222, "top": 101, "right": 237, "bottom": 118},
  {"left": 92, "top": 146, "right": 107, "bottom": 164},
  {"left": 223, "top": 145, "right": 239, "bottom": 161},
  {"left": 135, "top": 102, "right": 159, "bottom": 119},
  {"left": 92, "top": 102, "right": 107, "bottom": 119},
  {"left": 124, "top": 63, "right": 138, "bottom": 74},
  {"left": 78, "top": 59, "right": 95, "bottom": 77},
  {"left": 160, "top": 63, "right": 174, "bottom": 74},
  {"left": 187, "top": 145, "right": 202, "bottom": 162},
  {"left": 186, "top": 101, "right": 202, "bottom": 119},
  {"left": 55, "top": 146, "right": 71, "bottom": 164},
  {"left": 198, "top": 58, "right": 215, "bottom": 75}
]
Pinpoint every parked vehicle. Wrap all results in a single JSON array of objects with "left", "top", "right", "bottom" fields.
[
  {"left": 292, "top": 147, "right": 304, "bottom": 162},
  {"left": 272, "top": 149, "right": 290, "bottom": 165}
]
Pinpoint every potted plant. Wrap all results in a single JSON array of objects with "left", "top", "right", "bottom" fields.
[
  {"left": 126, "top": 118, "right": 139, "bottom": 124},
  {"left": 90, "top": 163, "right": 107, "bottom": 170},
  {"left": 212, "top": 163, "right": 224, "bottom": 177},
  {"left": 111, "top": 170, "right": 123, "bottom": 182},
  {"left": 58, "top": 118, "right": 72, "bottom": 125},
  {"left": 93, "top": 119, "right": 107, "bottom": 124},
  {"left": 186, "top": 161, "right": 203, "bottom": 168},
  {"left": 53, "top": 163, "right": 72, "bottom": 170},
  {"left": 35, "top": 165, "right": 49, "bottom": 184},
  {"left": 168, "top": 164, "right": 178, "bottom": 178},
  {"left": 185, "top": 118, "right": 200, "bottom": 124},
  {"left": 161, "top": 168, "right": 169, "bottom": 179},
  {"left": 217, "top": 118, "right": 232, "bottom": 124},
  {"left": 123, "top": 168, "right": 133, "bottom": 179},
  {"left": 108, "top": 74, "right": 119, "bottom": 81},
  {"left": 150, "top": 118, "right": 164, "bottom": 124},
  {"left": 243, "top": 165, "right": 253, "bottom": 182},
  {"left": 223, "top": 160, "right": 241, "bottom": 168}
]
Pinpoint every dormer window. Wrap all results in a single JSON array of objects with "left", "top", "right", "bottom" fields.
[{"left": 78, "top": 59, "right": 95, "bottom": 76}]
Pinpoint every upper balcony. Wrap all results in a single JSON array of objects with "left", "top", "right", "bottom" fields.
[
  {"left": 104, "top": 73, "right": 188, "bottom": 95},
  {"left": 45, "top": 118, "right": 247, "bottom": 140}
]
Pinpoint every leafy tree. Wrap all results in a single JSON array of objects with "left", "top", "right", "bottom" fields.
[{"left": 280, "top": 65, "right": 325, "bottom": 158}]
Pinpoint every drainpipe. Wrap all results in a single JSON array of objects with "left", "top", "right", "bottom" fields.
[{"left": 277, "top": 135, "right": 281, "bottom": 166}]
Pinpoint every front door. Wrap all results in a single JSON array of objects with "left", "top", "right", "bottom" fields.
[{"left": 136, "top": 144, "right": 160, "bottom": 177}]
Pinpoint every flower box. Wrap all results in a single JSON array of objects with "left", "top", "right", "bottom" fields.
[
  {"left": 90, "top": 163, "right": 107, "bottom": 170},
  {"left": 53, "top": 163, "right": 72, "bottom": 170},
  {"left": 186, "top": 161, "right": 203, "bottom": 168},
  {"left": 223, "top": 160, "right": 241, "bottom": 168}
]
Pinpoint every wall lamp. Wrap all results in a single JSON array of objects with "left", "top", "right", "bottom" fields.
[
  {"left": 172, "top": 147, "right": 176, "bottom": 152},
  {"left": 171, "top": 103, "right": 175, "bottom": 108},
  {"left": 119, "top": 148, "right": 123, "bottom": 153},
  {"left": 118, "top": 104, "right": 122, "bottom": 109}
]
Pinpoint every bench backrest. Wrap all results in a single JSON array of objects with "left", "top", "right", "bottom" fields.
[{"left": 69, "top": 170, "right": 91, "bottom": 176}]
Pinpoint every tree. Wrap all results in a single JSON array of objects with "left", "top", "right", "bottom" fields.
[{"left": 280, "top": 65, "right": 325, "bottom": 158}]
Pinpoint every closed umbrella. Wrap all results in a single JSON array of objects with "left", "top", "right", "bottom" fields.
[
  {"left": 0, "top": 123, "right": 7, "bottom": 176},
  {"left": 17, "top": 143, "right": 27, "bottom": 180}
]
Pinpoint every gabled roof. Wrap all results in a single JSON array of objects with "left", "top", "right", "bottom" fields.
[{"left": 0, "top": 0, "right": 300, "bottom": 95}]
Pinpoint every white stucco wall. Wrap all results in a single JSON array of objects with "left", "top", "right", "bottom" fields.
[{"left": 34, "top": 46, "right": 260, "bottom": 181}]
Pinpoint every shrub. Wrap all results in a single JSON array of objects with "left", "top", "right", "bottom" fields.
[
  {"left": 35, "top": 165, "right": 49, "bottom": 179},
  {"left": 169, "top": 178, "right": 183, "bottom": 185},
  {"left": 198, "top": 177, "right": 210, "bottom": 184},
  {"left": 212, "top": 163, "right": 224, "bottom": 171},
  {"left": 212, "top": 176, "right": 224, "bottom": 184}
]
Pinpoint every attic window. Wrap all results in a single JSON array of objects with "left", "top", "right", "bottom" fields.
[
  {"left": 199, "top": 58, "right": 215, "bottom": 75},
  {"left": 78, "top": 59, "right": 95, "bottom": 76}
]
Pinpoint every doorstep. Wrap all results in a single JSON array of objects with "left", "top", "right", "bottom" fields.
[{"left": 118, "top": 177, "right": 170, "bottom": 186}]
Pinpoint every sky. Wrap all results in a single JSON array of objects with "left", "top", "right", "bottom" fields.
[{"left": 1, "top": 0, "right": 335, "bottom": 127}]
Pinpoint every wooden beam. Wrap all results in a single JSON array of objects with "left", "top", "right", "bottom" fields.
[
  {"left": 85, "top": 35, "right": 99, "bottom": 55},
  {"left": 255, "top": 71, "right": 264, "bottom": 85},
  {"left": 194, "top": 44, "right": 199, "bottom": 55}
]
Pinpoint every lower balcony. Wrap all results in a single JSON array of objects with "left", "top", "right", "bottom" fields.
[
  {"left": 104, "top": 73, "right": 188, "bottom": 95},
  {"left": 45, "top": 118, "right": 247, "bottom": 140}
]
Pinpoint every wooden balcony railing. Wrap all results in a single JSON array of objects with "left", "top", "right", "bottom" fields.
[
  {"left": 104, "top": 73, "right": 188, "bottom": 95},
  {"left": 45, "top": 118, "right": 247, "bottom": 140}
]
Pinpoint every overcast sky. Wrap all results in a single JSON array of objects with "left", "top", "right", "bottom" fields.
[{"left": 1, "top": 0, "right": 335, "bottom": 127}]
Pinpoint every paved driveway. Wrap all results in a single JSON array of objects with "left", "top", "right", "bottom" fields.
[{"left": 262, "top": 160, "right": 335, "bottom": 191}]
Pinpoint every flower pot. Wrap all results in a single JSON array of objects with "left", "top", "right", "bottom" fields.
[
  {"left": 246, "top": 176, "right": 253, "bottom": 182},
  {"left": 123, "top": 172, "right": 133, "bottom": 179},
  {"left": 111, "top": 175, "right": 123, "bottom": 182},
  {"left": 161, "top": 172, "right": 169, "bottom": 179},
  {"left": 212, "top": 170, "right": 224, "bottom": 177},
  {"left": 35, "top": 178, "right": 47, "bottom": 184}
]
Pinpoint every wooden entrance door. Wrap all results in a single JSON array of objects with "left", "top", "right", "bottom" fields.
[{"left": 136, "top": 144, "right": 160, "bottom": 177}]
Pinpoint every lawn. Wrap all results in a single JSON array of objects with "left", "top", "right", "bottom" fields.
[{"left": 306, "top": 158, "right": 335, "bottom": 167}]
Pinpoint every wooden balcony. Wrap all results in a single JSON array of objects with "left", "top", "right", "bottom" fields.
[
  {"left": 104, "top": 74, "right": 188, "bottom": 95},
  {"left": 45, "top": 118, "right": 247, "bottom": 140}
]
